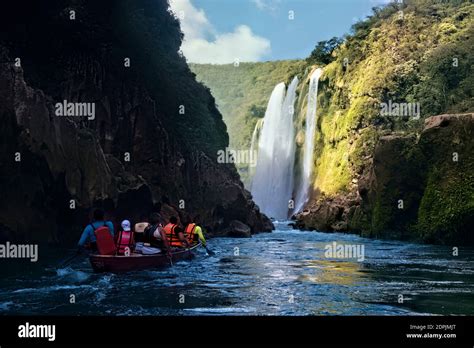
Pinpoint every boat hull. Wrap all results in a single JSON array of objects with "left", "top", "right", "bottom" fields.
[{"left": 89, "top": 243, "right": 200, "bottom": 273}]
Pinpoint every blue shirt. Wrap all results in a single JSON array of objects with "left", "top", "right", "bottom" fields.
[{"left": 78, "top": 221, "right": 115, "bottom": 247}]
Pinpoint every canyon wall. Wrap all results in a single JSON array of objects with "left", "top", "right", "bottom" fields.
[{"left": 0, "top": 0, "right": 272, "bottom": 244}]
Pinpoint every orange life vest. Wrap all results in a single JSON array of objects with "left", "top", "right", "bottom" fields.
[
  {"left": 92, "top": 223, "right": 116, "bottom": 255},
  {"left": 163, "top": 223, "right": 182, "bottom": 247},
  {"left": 185, "top": 223, "right": 197, "bottom": 244},
  {"left": 116, "top": 230, "right": 133, "bottom": 255}
]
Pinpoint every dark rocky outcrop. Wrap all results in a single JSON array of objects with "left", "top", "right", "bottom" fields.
[
  {"left": 0, "top": 0, "right": 272, "bottom": 245},
  {"left": 294, "top": 194, "right": 357, "bottom": 232},
  {"left": 217, "top": 220, "right": 253, "bottom": 238},
  {"left": 295, "top": 113, "right": 474, "bottom": 245}
]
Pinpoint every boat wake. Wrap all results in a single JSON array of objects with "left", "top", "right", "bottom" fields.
[{"left": 55, "top": 267, "right": 91, "bottom": 282}]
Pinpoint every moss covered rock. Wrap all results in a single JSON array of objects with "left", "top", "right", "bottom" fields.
[{"left": 356, "top": 113, "right": 473, "bottom": 245}]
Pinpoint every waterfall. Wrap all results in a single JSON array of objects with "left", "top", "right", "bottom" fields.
[
  {"left": 294, "top": 68, "right": 323, "bottom": 213},
  {"left": 251, "top": 77, "right": 299, "bottom": 219},
  {"left": 249, "top": 118, "right": 264, "bottom": 180},
  {"left": 281, "top": 77, "right": 299, "bottom": 217},
  {"left": 250, "top": 118, "right": 264, "bottom": 159}
]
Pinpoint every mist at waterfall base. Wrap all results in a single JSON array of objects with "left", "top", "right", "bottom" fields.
[{"left": 251, "top": 69, "right": 322, "bottom": 220}]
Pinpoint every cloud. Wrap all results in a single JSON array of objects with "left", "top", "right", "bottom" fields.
[
  {"left": 181, "top": 25, "right": 271, "bottom": 64},
  {"left": 169, "top": 0, "right": 213, "bottom": 41},
  {"left": 169, "top": 0, "right": 271, "bottom": 64},
  {"left": 251, "top": 0, "right": 281, "bottom": 12},
  {"left": 369, "top": 0, "right": 393, "bottom": 5}
]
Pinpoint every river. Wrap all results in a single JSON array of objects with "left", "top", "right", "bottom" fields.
[{"left": 0, "top": 222, "right": 473, "bottom": 315}]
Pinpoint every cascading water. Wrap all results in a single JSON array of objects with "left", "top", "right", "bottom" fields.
[
  {"left": 281, "top": 77, "right": 299, "bottom": 216},
  {"left": 251, "top": 77, "right": 299, "bottom": 219},
  {"left": 250, "top": 118, "right": 264, "bottom": 160},
  {"left": 249, "top": 118, "right": 264, "bottom": 179},
  {"left": 294, "top": 68, "right": 323, "bottom": 213}
]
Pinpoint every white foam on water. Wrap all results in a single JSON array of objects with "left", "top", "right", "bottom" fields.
[
  {"left": 421, "top": 280, "right": 464, "bottom": 284},
  {"left": 183, "top": 307, "right": 256, "bottom": 314},
  {"left": 0, "top": 301, "right": 14, "bottom": 311},
  {"left": 13, "top": 284, "right": 93, "bottom": 294},
  {"left": 56, "top": 267, "right": 90, "bottom": 282}
]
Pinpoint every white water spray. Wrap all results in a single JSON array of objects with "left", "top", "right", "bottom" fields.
[
  {"left": 294, "top": 68, "right": 323, "bottom": 213},
  {"left": 250, "top": 118, "right": 264, "bottom": 159},
  {"left": 251, "top": 77, "right": 299, "bottom": 219},
  {"left": 249, "top": 118, "right": 264, "bottom": 179}
]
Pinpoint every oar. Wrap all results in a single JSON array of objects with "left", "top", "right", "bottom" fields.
[
  {"left": 166, "top": 251, "right": 173, "bottom": 266},
  {"left": 203, "top": 245, "right": 215, "bottom": 256},
  {"left": 56, "top": 249, "right": 84, "bottom": 269}
]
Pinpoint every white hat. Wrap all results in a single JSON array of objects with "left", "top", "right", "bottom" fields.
[{"left": 121, "top": 220, "right": 131, "bottom": 231}]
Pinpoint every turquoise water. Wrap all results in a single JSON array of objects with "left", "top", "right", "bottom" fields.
[{"left": 0, "top": 222, "right": 473, "bottom": 315}]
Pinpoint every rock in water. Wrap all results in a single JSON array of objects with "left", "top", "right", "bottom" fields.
[{"left": 221, "top": 220, "right": 252, "bottom": 238}]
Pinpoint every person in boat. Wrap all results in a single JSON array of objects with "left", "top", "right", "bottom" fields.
[
  {"left": 77, "top": 209, "right": 114, "bottom": 251},
  {"left": 133, "top": 223, "right": 146, "bottom": 243},
  {"left": 133, "top": 214, "right": 150, "bottom": 243},
  {"left": 184, "top": 215, "right": 207, "bottom": 247},
  {"left": 163, "top": 216, "right": 190, "bottom": 249},
  {"left": 116, "top": 220, "right": 134, "bottom": 255},
  {"left": 143, "top": 213, "right": 171, "bottom": 254}
]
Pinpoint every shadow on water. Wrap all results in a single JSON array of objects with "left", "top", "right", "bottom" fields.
[{"left": 0, "top": 222, "right": 473, "bottom": 315}]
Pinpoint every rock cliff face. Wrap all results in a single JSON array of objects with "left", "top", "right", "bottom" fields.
[
  {"left": 295, "top": 114, "right": 474, "bottom": 245},
  {"left": 0, "top": 0, "right": 272, "bottom": 244}
]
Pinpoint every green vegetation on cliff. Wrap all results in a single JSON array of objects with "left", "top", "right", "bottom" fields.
[
  {"left": 415, "top": 115, "right": 474, "bottom": 244},
  {"left": 313, "top": 0, "right": 474, "bottom": 197},
  {"left": 313, "top": 0, "right": 474, "bottom": 243}
]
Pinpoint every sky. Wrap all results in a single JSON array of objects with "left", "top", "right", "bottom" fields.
[{"left": 168, "top": 0, "right": 392, "bottom": 64}]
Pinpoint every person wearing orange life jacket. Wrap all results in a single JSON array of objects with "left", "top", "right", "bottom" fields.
[
  {"left": 184, "top": 216, "right": 207, "bottom": 247},
  {"left": 163, "top": 216, "right": 190, "bottom": 248},
  {"left": 116, "top": 220, "right": 134, "bottom": 255}
]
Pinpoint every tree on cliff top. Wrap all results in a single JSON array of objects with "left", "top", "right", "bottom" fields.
[{"left": 307, "top": 37, "right": 343, "bottom": 66}]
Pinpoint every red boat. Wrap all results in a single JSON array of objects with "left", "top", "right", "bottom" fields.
[{"left": 89, "top": 243, "right": 201, "bottom": 273}]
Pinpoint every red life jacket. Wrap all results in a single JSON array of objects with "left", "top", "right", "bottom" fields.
[
  {"left": 116, "top": 230, "right": 133, "bottom": 255},
  {"left": 185, "top": 223, "right": 197, "bottom": 244},
  {"left": 163, "top": 223, "right": 182, "bottom": 247},
  {"left": 92, "top": 223, "right": 116, "bottom": 255}
]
